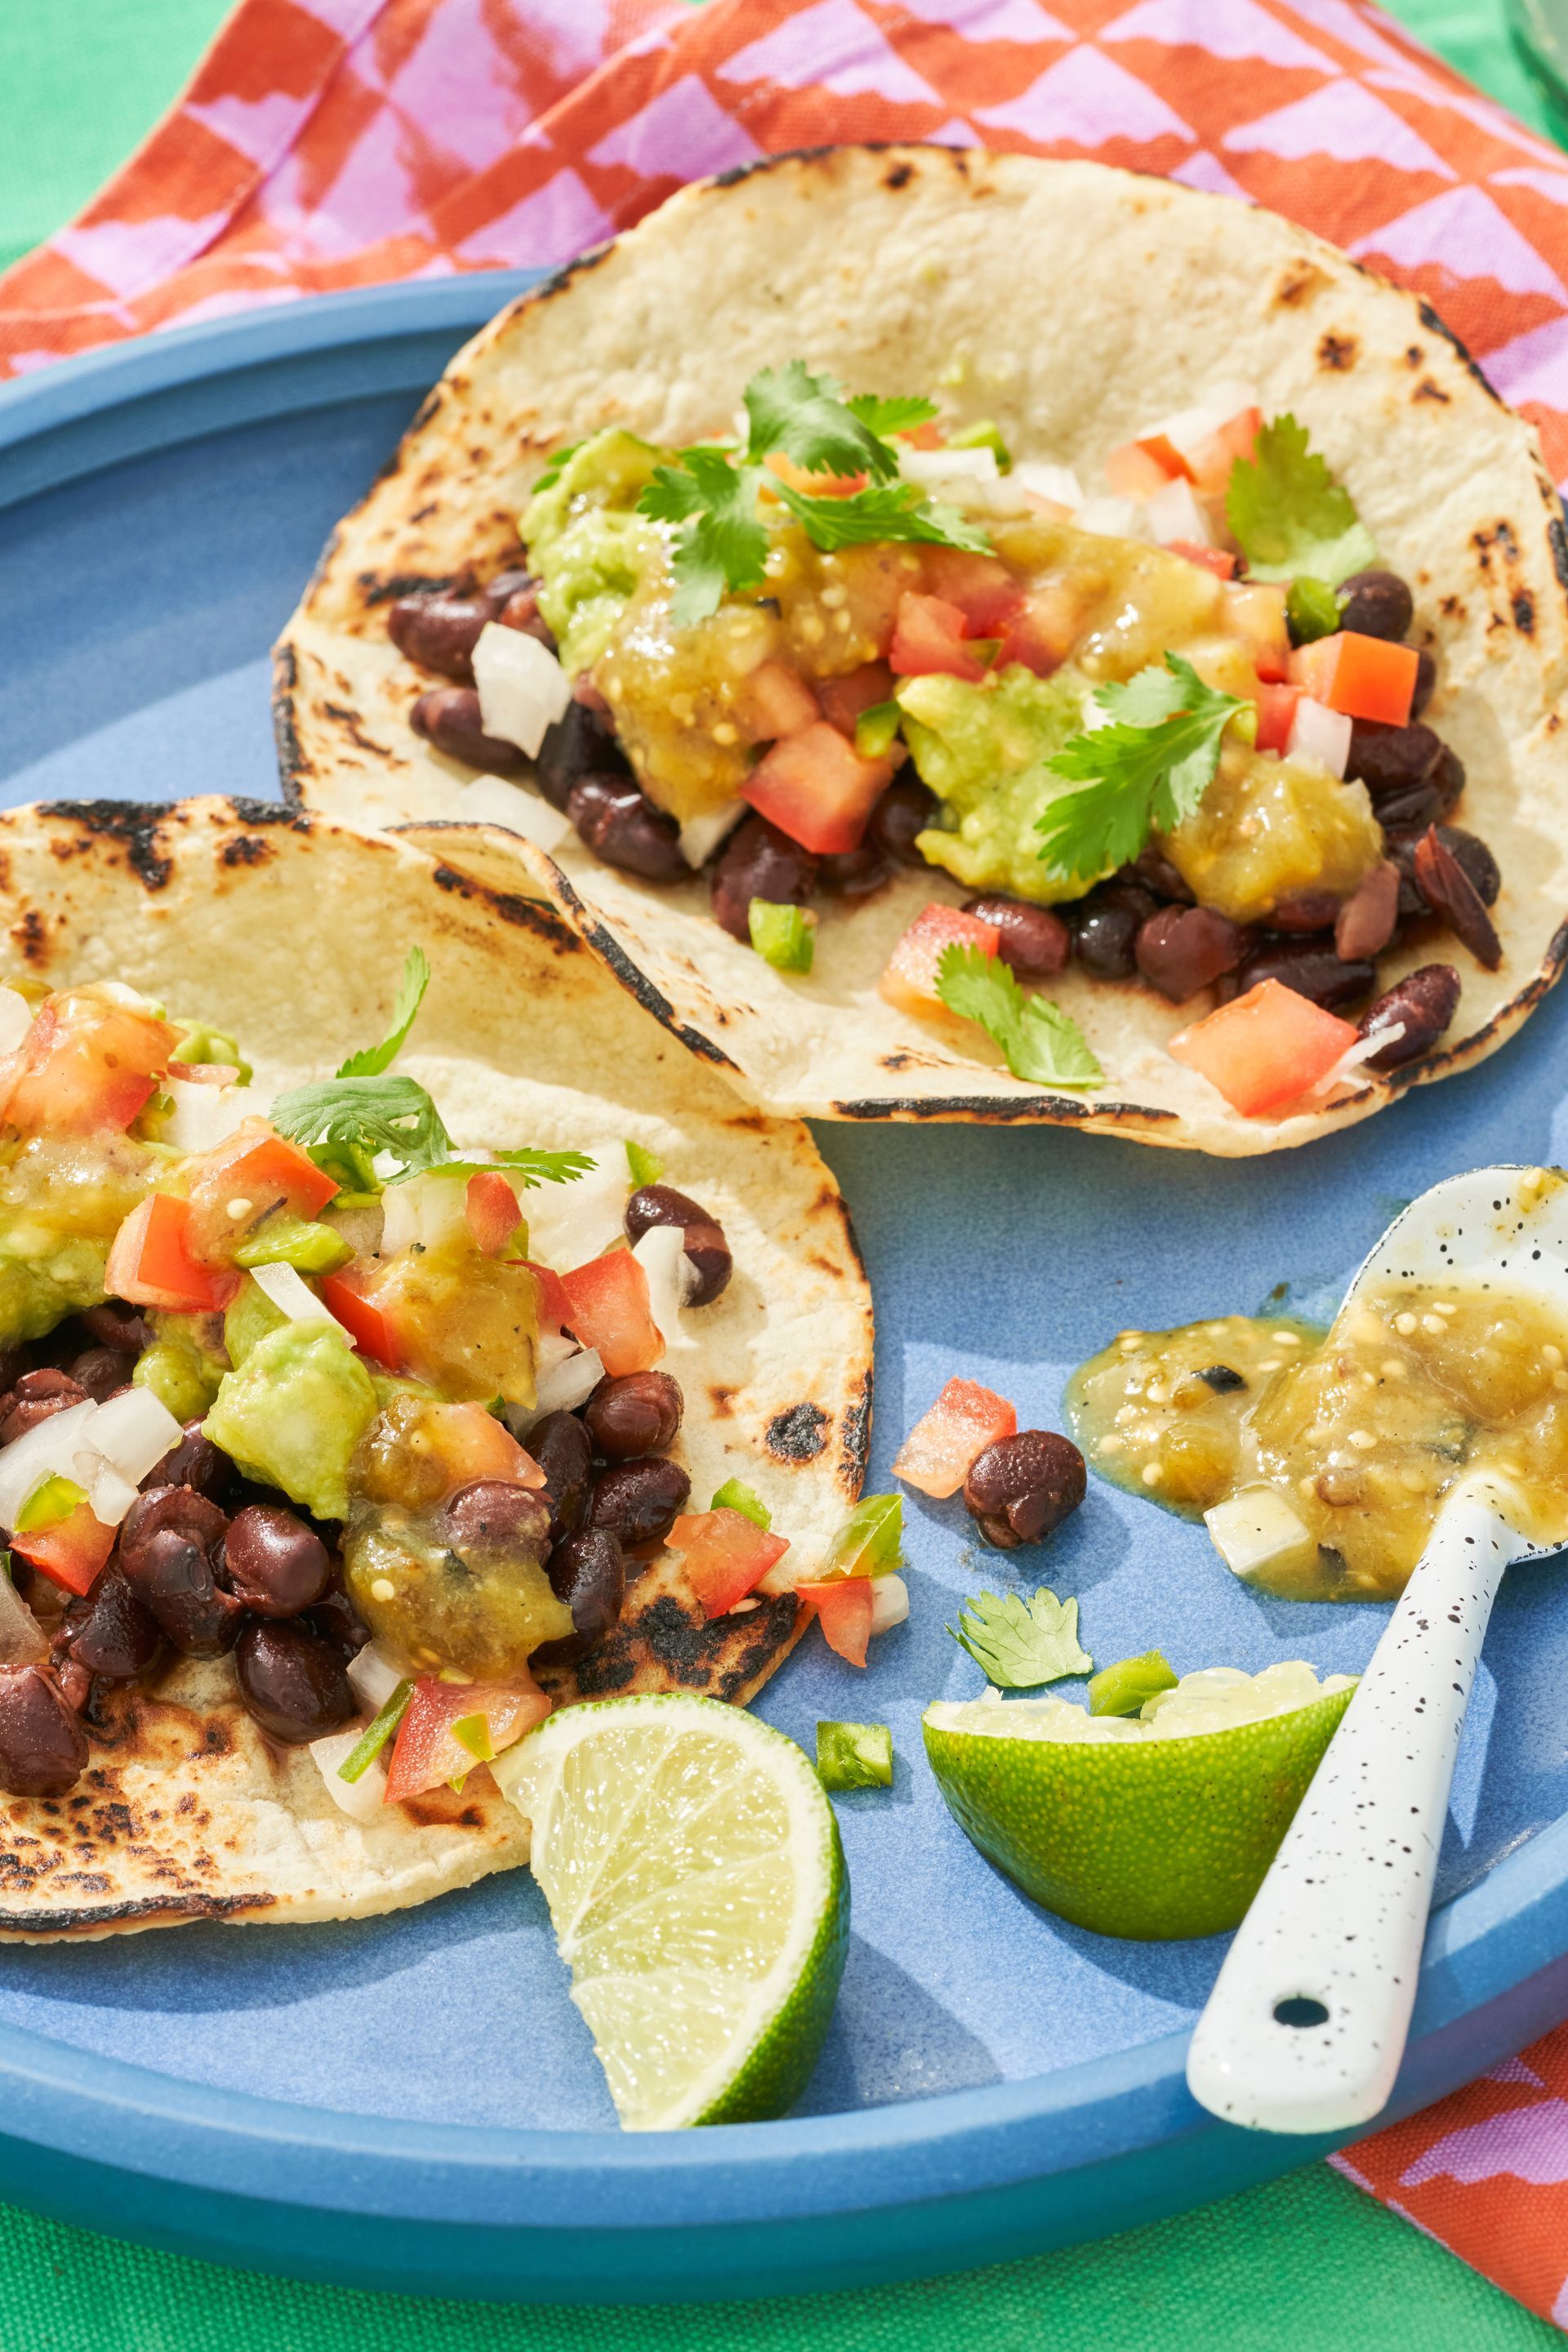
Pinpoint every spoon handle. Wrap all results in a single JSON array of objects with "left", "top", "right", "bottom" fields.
[{"left": 1186, "top": 1486, "right": 1518, "bottom": 2136}]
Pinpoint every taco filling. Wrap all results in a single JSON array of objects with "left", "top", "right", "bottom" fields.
[
  {"left": 0, "top": 951, "right": 824, "bottom": 1812},
  {"left": 386, "top": 368, "right": 1492, "bottom": 1120}
]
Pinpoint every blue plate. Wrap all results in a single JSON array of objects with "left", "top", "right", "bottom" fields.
[{"left": 2, "top": 276, "right": 1568, "bottom": 2306}]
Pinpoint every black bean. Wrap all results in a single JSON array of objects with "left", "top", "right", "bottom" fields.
[
  {"left": 234, "top": 1621, "right": 354, "bottom": 1746},
  {"left": 493, "top": 587, "right": 557, "bottom": 653},
  {"left": 1236, "top": 938, "right": 1377, "bottom": 1011},
  {"left": 533, "top": 1530, "right": 627, "bottom": 1667},
  {"left": 480, "top": 568, "right": 537, "bottom": 613},
  {"left": 588, "top": 1458, "right": 691, "bottom": 1552},
  {"left": 1432, "top": 823, "right": 1499, "bottom": 906},
  {"left": 1268, "top": 891, "right": 1341, "bottom": 934},
  {"left": 117, "top": 1486, "right": 239, "bottom": 1656},
  {"left": 1346, "top": 721, "right": 1443, "bottom": 807},
  {"left": 80, "top": 1305, "right": 154, "bottom": 1356},
  {"left": 1338, "top": 569, "right": 1414, "bottom": 642},
  {"left": 303, "top": 1588, "right": 372, "bottom": 1661},
  {"left": 146, "top": 1423, "right": 235, "bottom": 1501},
  {"left": 1359, "top": 964, "right": 1463, "bottom": 1071},
  {"left": 584, "top": 1372, "right": 684, "bottom": 1460},
  {"left": 819, "top": 843, "right": 893, "bottom": 898},
  {"left": 626, "top": 1185, "right": 733, "bottom": 1307},
  {"left": 54, "top": 1570, "right": 162, "bottom": 1682},
  {"left": 710, "top": 816, "right": 817, "bottom": 942},
  {"left": 1126, "top": 847, "right": 1196, "bottom": 905},
  {"left": 1411, "top": 647, "right": 1437, "bottom": 718},
  {"left": 221, "top": 1506, "right": 332, "bottom": 1618},
  {"left": 866, "top": 777, "right": 938, "bottom": 865},
  {"left": 410, "top": 685, "right": 523, "bottom": 773},
  {"left": 626, "top": 1183, "right": 711, "bottom": 1241},
  {"left": 567, "top": 777, "right": 686, "bottom": 884},
  {"left": 388, "top": 591, "right": 493, "bottom": 682},
  {"left": 437, "top": 1480, "right": 552, "bottom": 1561},
  {"left": 535, "top": 702, "right": 631, "bottom": 812},
  {"left": 679, "top": 1221, "right": 733, "bottom": 1308},
  {"left": 963, "top": 1431, "right": 1087, "bottom": 1548},
  {"left": 962, "top": 896, "right": 1071, "bottom": 978},
  {"left": 67, "top": 1348, "right": 136, "bottom": 1404},
  {"left": 528, "top": 1410, "right": 593, "bottom": 1544},
  {"left": 0, "top": 1346, "right": 31, "bottom": 1399},
  {"left": 0, "top": 1666, "right": 87, "bottom": 1796},
  {"left": 0, "top": 1369, "right": 87, "bottom": 1445},
  {"left": 1412, "top": 827, "right": 1502, "bottom": 969},
  {"left": 1071, "top": 883, "right": 1157, "bottom": 982},
  {"left": 1134, "top": 906, "right": 1252, "bottom": 1001}
]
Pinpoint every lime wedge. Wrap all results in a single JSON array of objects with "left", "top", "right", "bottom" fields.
[
  {"left": 495, "top": 1695, "right": 848, "bottom": 2129},
  {"left": 924, "top": 1663, "right": 1355, "bottom": 1940}
]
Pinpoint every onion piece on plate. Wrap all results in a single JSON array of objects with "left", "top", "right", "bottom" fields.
[{"left": 473, "top": 621, "right": 572, "bottom": 757}]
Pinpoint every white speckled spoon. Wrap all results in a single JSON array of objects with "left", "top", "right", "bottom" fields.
[{"left": 1187, "top": 1165, "right": 1568, "bottom": 2137}]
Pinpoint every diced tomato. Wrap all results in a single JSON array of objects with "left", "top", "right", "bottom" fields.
[
  {"left": 419, "top": 1400, "right": 544, "bottom": 1494},
  {"left": 12, "top": 1503, "right": 117, "bottom": 1597},
  {"left": 795, "top": 1577, "right": 874, "bottom": 1668},
  {"left": 3, "top": 993, "right": 176, "bottom": 1138},
  {"left": 920, "top": 550, "right": 1024, "bottom": 635},
  {"left": 893, "top": 1377, "right": 1018, "bottom": 1499},
  {"left": 106, "top": 1194, "right": 240, "bottom": 1313},
  {"left": 735, "top": 660, "right": 820, "bottom": 745},
  {"left": 166, "top": 1062, "right": 241, "bottom": 1087},
  {"left": 1169, "top": 539, "right": 1237, "bottom": 581},
  {"left": 1136, "top": 432, "right": 1196, "bottom": 483},
  {"left": 1168, "top": 978, "right": 1359, "bottom": 1117},
  {"left": 319, "top": 1272, "right": 403, "bottom": 1370},
  {"left": 1254, "top": 682, "right": 1301, "bottom": 755},
  {"left": 1186, "top": 406, "right": 1262, "bottom": 497},
  {"left": 742, "top": 722, "right": 893, "bottom": 855},
  {"left": 996, "top": 584, "right": 1082, "bottom": 678},
  {"left": 523, "top": 1259, "right": 572, "bottom": 1333},
  {"left": 817, "top": 661, "right": 896, "bottom": 737},
  {"left": 1288, "top": 631, "right": 1418, "bottom": 726},
  {"left": 560, "top": 1249, "right": 662, "bottom": 1376},
  {"left": 1223, "top": 581, "right": 1290, "bottom": 683},
  {"left": 898, "top": 420, "right": 945, "bottom": 452},
  {"left": 384, "top": 1673, "right": 551, "bottom": 1805},
  {"left": 764, "top": 452, "right": 866, "bottom": 498},
  {"left": 185, "top": 1124, "right": 340, "bottom": 1262},
  {"left": 466, "top": 1169, "right": 523, "bottom": 1259},
  {"left": 667, "top": 1509, "right": 791, "bottom": 1619},
  {"left": 880, "top": 905, "right": 1000, "bottom": 1018},
  {"left": 1104, "top": 440, "right": 1176, "bottom": 501},
  {"left": 889, "top": 593, "right": 988, "bottom": 684}
]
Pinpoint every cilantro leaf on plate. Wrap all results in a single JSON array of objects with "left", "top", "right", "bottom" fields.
[
  {"left": 947, "top": 1587, "right": 1093, "bottom": 1689},
  {"left": 1036, "top": 653, "right": 1247, "bottom": 885},
  {"left": 846, "top": 391, "right": 942, "bottom": 443},
  {"left": 1225, "top": 412, "right": 1377, "bottom": 586},
  {"left": 745, "top": 361, "right": 901, "bottom": 483},
  {"left": 336, "top": 947, "right": 430, "bottom": 1079},
  {"left": 772, "top": 479, "right": 992, "bottom": 557},
  {"left": 936, "top": 945, "right": 1102, "bottom": 1089},
  {"left": 640, "top": 448, "right": 768, "bottom": 626}
]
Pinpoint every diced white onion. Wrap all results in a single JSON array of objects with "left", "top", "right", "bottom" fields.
[
  {"left": 1075, "top": 496, "right": 1147, "bottom": 541},
  {"left": 473, "top": 621, "right": 572, "bottom": 759},
  {"left": 899, "top": 446, "right": 999, "bottom": 487},
  {"left": 0, "top": 991, "right": 33, "bottom": 1056},
  {"left": 249, "top": 1262, "right": 342, "bottom": 1328},
  {"left": 1145, "top": 475, "right": 1212, "bottom": 548},
  {"left": 0, "top": 1400, "right": 100, "bottom": 1529},
  {"left": 457, "top": 775, "right": 572, "bottom": 854},
  {"left": 81, "top": 1455, "right": 140, "bottom": 1529},
  {"left": 510, "top": 1345, "right": 605, "bottom": 1429},
  {"left": 347, "top": 1640, "right": 406, "bottom": 1715},
  {"left": 1013, "top": 460, "right": 1083, "bottom": 512},
  {"left": 92, "top": 981, "right": 160, "bottom": 1013},
  {"left": 1286, "top": 696, "right": 1352, "bottom": 780},
  {"left": 1139, "top": 382, "right": 1261, "bottom": 466},
  {"left": 0, "top": 1572, "right": 47, "bottom": 1666},
  {"left": 310, "top": 1729, "right": 387, "bottom": 1823},
  {"left": 1304, "top": 1026, "right": 1403, "bottom": 1106},
  {"left": 869, "top": 1574, "right": 910, "bottom": 1637},
  {"left": 520, "top": 1152, "right": 626, "bottom": 1269},
  {"left": 162, "top": 1077, "right": 253, "bottom": 1154},
  {"left": 634, "top": 1224, "right": 693, "bottom": 1355},
  {"left": 378, "top": 1169, "right": 469, "bottom": 1258},
  {"left": 88, "top": 1388, "right": 181, "bottom": 1486},
  {"left": 679, "top": 801, "right": 746, "bottom": 871}
]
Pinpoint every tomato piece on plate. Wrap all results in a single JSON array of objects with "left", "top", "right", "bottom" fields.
[
  {"left": 12, "top": 1503, "right": 117, "bottom": 1597},
  {"left": 560, "top": 1249, "right": 662, "bottom": 1376},
  {"left": 1136, "top": 432, "right": 1196, "bottom": 483},
  {"left": 106, "top": 1195, "right": 241, "bottom": 1313},
  {"left": 384, "top": 1674, "right": 551, "bottom": 1804},
  {"left": 920, "top": 550, "right": 1024, "bottom": 635},
  {"left": 465, "top": 1169, "right": 523, "bottom": 1258},
  {"left": 5, "top": 994, "right": 176, "bottom": 1138},
  {"left": 880, "top": 905, "right": 1001, "bottom": 1018},
  {"left": 185, "top": 1124, "right": 340, "bottom": 1261},
  {"left": 817, "top": 661, "right": 896, "bottom": 738},
  {"left": 1223, "top": 582, "right": 1290, "bottom": 684},
  {"left": 1168, "top": 978, "right": 1358, "bottom": 1117},
  {"left": 795, "top": 1577, "right": 874, "bottom": 1668},
  {"left": 1254, "top": 682, "right": 1301, "bottom": 755},
  {"left": 319, "top": 1272, "right": 403, "bottom": 1370},
  {"left": 1289, "top": 632, "right": 1418, "bottom": 726},
  {"left": 889, "top": 593, "right": 989, "bottom": 684},
  {"left": 1103, "top": 441, "right": 1175, "bottom": 501},
  {"left": 893, "top": 1377, "right": 1018, "bottom": 1498},
  {"left": 735, "top": 660, "right": 820, "bottom": 745},
  {"left": 742, "top": 722, "right": 893, "bottom": 855},
  {"left": 1168, "top": 539, "right": 1236, "bottom": 581},
  {"left": 667, "top": 1508, "right": 791, "bottom": 1619},
  {"left": 1187, "top": 406, "right": 1262, "bottom": 497}
]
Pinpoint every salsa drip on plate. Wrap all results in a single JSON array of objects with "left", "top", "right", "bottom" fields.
[{"left": 385, "top": 368, "right": 1495, "bottom": 1122}]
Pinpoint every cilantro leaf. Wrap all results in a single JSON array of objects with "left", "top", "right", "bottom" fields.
[
  {"left": 773, "top": 480, "right": 991, "bottom": 556},
  {"left": 1225, "top": 412, "right": 1377, "bottom": 586},
  {"left": 1036, "top": 654, "right": 1246, "bottom": 885},
  {"left": 436, "top": 1149, "right": 595, "bottom": 1188},
  {"left": 640, "top": 449, "right": 768, "bottom": 626},
  {"left": 530, "top": 440, "right": 583, "bottom": 497},
  {"left": 270, "top": 1073, "right": 590, "bottom": 1194},
  {"left": 744, "top": 361, "right": 899, "bottom": 484},
  {"left": 337, "top": 948, "right": 430, "bottom": 1079},
  {"left": 846, "top": 391, "right": 941, "bottom": 443},
  {"left": 947, "top": 1586, "right": 1092, "bottom": 1689},
  {"left": 936, "top": 945, "right": 1102, "bottom": 1089}
]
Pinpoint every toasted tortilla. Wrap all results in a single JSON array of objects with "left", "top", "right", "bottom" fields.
[
  {"left": 0, "top": 800, "right": 871, "bottom": 1937},
  {"left": 277, "top": 143, "right": 1568, "bottom": 1157}
]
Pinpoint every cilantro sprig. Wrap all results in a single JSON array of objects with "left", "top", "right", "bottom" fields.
[
  {"left": 1225, "top": 413, "right": 1376, "bottom": 586},
  {"left": 947, "top": 1586, "right": 1092, "bottom": 1689},
  {"left": 638, "top": 363, "right": 988, "bottom": 626},
  {"left": 1036, "top": 655, "right": 1248, "bottom": 885},
  {"left": 936, "top": 946, "right": 1102, "bottom": 1091}
]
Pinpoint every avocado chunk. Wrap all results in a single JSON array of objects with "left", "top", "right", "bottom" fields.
[
  {"left": 898, "top": 666, "right": 1094, "bottom": 903},
  {"left": 134, "top": 1309, "right": 228, "bottom": 1421},
  {"left": 203, "top": 1322, "right": 377, "bottom": 1522},
  {"left": 523, "top": 430, "right": 667, "bottom": 675}
]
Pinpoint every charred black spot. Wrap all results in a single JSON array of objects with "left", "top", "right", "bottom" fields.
[
  {"left": 220, "top": 835, "right": 272, "bottom": 868},
  {"left": 1416, "top": 300, "right": 1500, "bottom": 402},
  {"left": 273, "top": 652, "right": 309, "bottom": 800},
  {"left": 829, "top": 1092, "right": 1177, "bottom": 1125},
  {"left": 1513, "top": 589, "right": 1536, "bottom": 635},
  {"left": 359, "top": 572, "right": 465, "bottom": 608},
  {"left": 1317, "top": 332, "right": 1356, "bottom": 371},
  {"left": 840, "top": 1368, "right": 874, "bottom": 1492},
  {"left": 39, "top": 802, "right": 174, "bottom": 890},
  {"left": 1273, "top": 262, "right": 1321, "bottom": 308},
  {"left": 1548, "top": 514, "right": 1568, "bottom": 595},
  {"left": 1414, "top": 377, "right": 1451, "bottom": 404},
  {"left": 884, "top": 161, "right": 914, "bottom": 189},
  {"left": 768, "top": 1402, "right": 831, "bottom": 1460},
  {"left": 13, "top": 910, "right": 46, "bottom": 969},
  {"left": 321, "top": 699, "right": 388, "bottom": 758},
  {"left": 1405, "top": 345, "right": 1424, "bottom": 368},
  {"left": 425, "top": 862, "right": 577, "bottom": 954},
  {"left": 0, "top": 1889, "right": 276, "bottom": 1936}
]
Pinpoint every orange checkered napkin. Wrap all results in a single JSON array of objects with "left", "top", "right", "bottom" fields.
[{"left": 8, "top": 0, "right": 1568, "bottom": 2323}]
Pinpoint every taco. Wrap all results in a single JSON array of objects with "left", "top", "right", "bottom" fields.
[
  {"left": 0, "top": 800, "right": 871, "bottom": 1939},
  {"left": 277, "top": 144, "right": 1568, "bottom": 1156}
]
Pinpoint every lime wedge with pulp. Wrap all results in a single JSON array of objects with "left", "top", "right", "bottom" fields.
[
  {"left": 924, "top": 1662, "right": 1354, "bottom": 1940},
  {"left": 495, "top": 1693, "right": 848, "bottom": 2129}
]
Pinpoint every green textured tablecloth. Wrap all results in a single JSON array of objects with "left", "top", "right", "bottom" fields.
[{"left": 0, "top": 4, "right": 1562, "bottom": 2342}]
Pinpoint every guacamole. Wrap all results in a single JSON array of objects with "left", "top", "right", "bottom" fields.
[
  {"left": 0, "top": 1136, "right": 153, "bottom": 1344},
  {"left": 203, "top": 1321, "right": 379, "bottom": 1522},
  {"left": 899, "top": 666, "right": 1092, "bottom": 903}
]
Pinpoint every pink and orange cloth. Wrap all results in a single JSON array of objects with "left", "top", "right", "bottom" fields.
[{"left": 6, "top": 0, "right": 1568, "bottom": 2320}]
